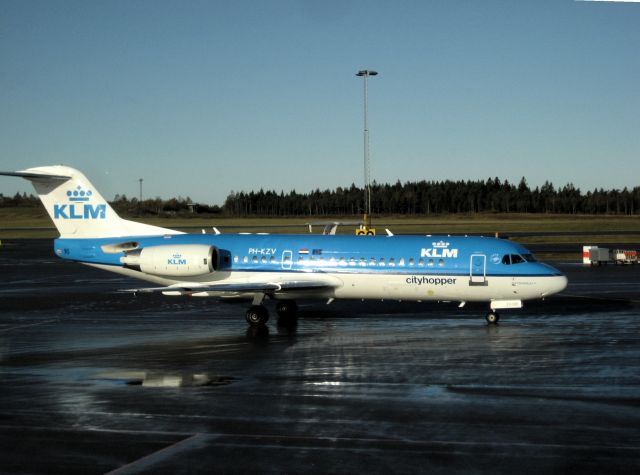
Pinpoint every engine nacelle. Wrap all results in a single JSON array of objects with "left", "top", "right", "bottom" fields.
[{"left": 120, "top": 244, "right": 216, "bottom": 277}]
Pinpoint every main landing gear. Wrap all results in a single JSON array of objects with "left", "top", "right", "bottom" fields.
[
  {"left": 246, "top": 305, "right": 269, "bottom": 325},
  {"left": 245, "top": 301, "right": 299, "bottom": 327}
]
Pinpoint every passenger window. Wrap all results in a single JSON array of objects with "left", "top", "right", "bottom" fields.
[
  {"left": 389, "top": 258, "right": 395, "bottom": 267},
  {"left": 270, "top": 256, "right": 275, "bottom": 263},
  {"left": 252, "top": 256, "right": 258, "bottom": 263},
  {"left": 379, "top": 258, "right": 385, "bottom": 266},
  {"left": 428, "top": 259, "right": 434, "bottom": 267},
  {"left": 243, "top": 256, "right": 248, "bottom": 264},
  {"left": 502, "top": 255, "right": 511, "bottom": 265},
  {"left": 409, "top": 258, "right": 415, "bottom": 266},
  {"left": 283, "top": 255, "right": 291, "bottom": 263},
  {"left": 418, "top": 259, "right": 424, "bottom": 266},
  {"left": 349, "top": 257, "right": 356, "bottom": 266},
  {"left": 399, "top": 258, "right": 405, "bottom": 267},
  {"left": 261, "top": 256, "right": 267, "bottom": 264},
  {"left": 438, "top": 259, "right": 444, "bottom": 267},
  {"left": 369, "top": 257, "right": 376, "bottom": 266},
  {"left": 233, "top": 256, "right": 239, "bottom": 263},
  {"left": 339, "top": 257, "right": 346, "bottom": 266},
  {"left": 359, "top": 257, "right": 366, "bottom": 266}
]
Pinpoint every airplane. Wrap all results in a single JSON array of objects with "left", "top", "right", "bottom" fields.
[{"left": 1, "top": 165, "right": 567, "bottom": 326}]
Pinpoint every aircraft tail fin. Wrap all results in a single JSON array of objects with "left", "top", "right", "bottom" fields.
[{"left": 0, "top": 165, "right": 182, "bottom": 238}]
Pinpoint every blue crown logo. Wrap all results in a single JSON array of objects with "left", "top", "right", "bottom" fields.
[{"left": 66, "top": 186, "right": 93, "bottom": 202}]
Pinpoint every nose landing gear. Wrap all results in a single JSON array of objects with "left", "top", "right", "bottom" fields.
[{"left": 486, "top": 311, "right": 500, "bottom": 325}]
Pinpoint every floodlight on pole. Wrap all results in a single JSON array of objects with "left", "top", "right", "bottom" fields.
[{"left": 356, "top": 70, "right": 378, "bottom": 228}]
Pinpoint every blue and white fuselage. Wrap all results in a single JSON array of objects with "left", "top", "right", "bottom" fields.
[
  {"left": 56, "top": 233, "right": 566, "bottom": 303},
  {"left": 2, "top": 166, "right": 567, "bottom": 326}
]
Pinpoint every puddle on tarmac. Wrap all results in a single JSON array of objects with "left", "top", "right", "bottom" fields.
[{"left": 96, "top": 371, "right": 238, "bottom": 388}]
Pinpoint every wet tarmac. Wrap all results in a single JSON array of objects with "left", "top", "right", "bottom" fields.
[{"left": 1, "top": 239, "right": 639, "bottom": 474}]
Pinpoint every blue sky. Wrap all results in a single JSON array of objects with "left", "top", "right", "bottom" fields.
[{"left": 1, "top": 0, "right": 639, "bottom": 205}]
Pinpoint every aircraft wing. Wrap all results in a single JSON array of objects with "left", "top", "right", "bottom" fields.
[{"left": 120, "top": 279, "right": 339, "bottom": 295}]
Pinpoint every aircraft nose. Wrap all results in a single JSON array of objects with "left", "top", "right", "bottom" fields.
[{"left": 544, "top": 274, "right": 568, "bottom": 297}]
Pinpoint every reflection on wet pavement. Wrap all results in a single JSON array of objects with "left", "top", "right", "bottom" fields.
[{"left": 1, "top": 239, "right": 639, "bottom": 474}]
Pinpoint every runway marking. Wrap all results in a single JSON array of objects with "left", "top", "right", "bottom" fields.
[
  {"left": 0, "top": 318, "right": 59, "bottom": 333},
  {"left": 569, "top": 281, "right": 640, "bottom": 286},
  {"left": 561, "top": 293, "right": 640, "bottom": 303},
  {"left": 105, "top": 433, "right": 211, "bottom": 475},
  {"left": 1, "top": 424, "right": 639, "bottom": 454}
]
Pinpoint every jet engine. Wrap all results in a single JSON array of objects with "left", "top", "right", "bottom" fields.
[{"left": 120, "top": 244, "right": 217, "bottom": 277}]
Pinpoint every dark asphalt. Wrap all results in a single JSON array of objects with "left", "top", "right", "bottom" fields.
[{"left": 1, "top": 239, "right": 639, "bottom": 474}]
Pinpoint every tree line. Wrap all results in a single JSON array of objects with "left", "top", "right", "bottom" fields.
[
  {"left": 222, "top": 178, "right": 640, "bottom": 216},
  {"left": 2, "top": 177, "right": 639, "bottom": 216},
  {"left": 0, "top": 192, "right": 222, "bottom": 216}
]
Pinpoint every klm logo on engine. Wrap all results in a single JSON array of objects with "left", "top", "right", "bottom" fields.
[
  {"left": 420, "top": 240, "right": 458, "bottom": 259},
  {"left": 53, "top": 186, "right": 106, "bottom": 220},
  {"left": 168, "top": 253, "right": 187, "bottom": 265}
]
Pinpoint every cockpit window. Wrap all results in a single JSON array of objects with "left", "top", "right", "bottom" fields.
[
  {"left": 510, "top": 254, "right": 525, "bottom": 264},
  {"left": 503, "top": 254, "right": 530, "bottom": 265}
]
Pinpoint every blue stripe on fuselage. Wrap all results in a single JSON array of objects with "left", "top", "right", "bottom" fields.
[{"left": 53, "top": 233, "right": 562, "bottom": 277}]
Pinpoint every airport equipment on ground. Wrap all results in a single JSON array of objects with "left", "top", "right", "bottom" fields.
[
  {"left": 583, "top": 245, "right": 638, "bottom": 266},
  {"left": 612, "top": 249, "right": 638, "bottom": 265},
  {"left": 589, "top": 247, "right": 611, "bottom": 266}
]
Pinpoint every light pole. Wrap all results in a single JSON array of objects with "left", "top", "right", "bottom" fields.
[
  {"left": 356, "top": 69, "right": 377, "bottom": 229},
  {"left": 139, "top": 178, "right": 143, "bottom": 202}
]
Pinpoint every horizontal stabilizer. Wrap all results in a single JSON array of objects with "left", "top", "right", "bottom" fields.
[{"left": 0, "top": 170, "right": 71, "bottom": 181}]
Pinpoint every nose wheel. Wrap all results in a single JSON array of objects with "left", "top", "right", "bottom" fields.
[{"left": 486, "top": 311, "right": 500, "bottom": 325}]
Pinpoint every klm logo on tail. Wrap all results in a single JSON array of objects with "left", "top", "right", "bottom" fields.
[{"left": 53, "top": 186, "right": 106, "bottom": 220}]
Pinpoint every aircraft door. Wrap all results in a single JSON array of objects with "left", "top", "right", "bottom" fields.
[
  {"left": 469, "top": 254, "right": 487, "bottom": 286},
  {"left": 281, "top": 250, "right": 293, "bottom": 270}
]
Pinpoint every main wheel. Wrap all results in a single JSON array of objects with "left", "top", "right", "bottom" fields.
[
  {"left": 276, "top": 301, "right": 298, "bottom": 328},
  {"left": 486, "top": 311, "right": 500, "bottom": 325},
  {"left": 276, "top": 301, "right": 298, "bottom": 319},
  {"left": 246, "top": 305, "right": 269, "bottom": 326}
]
